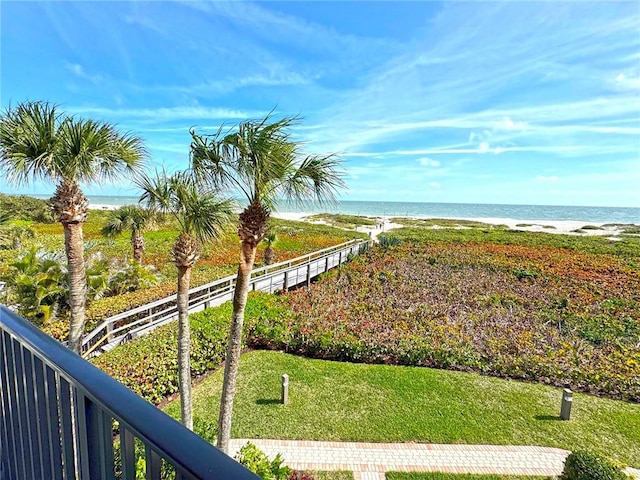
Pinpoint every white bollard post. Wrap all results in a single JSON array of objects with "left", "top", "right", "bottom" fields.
[
  {"left": 281, "top": 374, "right": 289, "bottom": 404},
  {"left": 560, "top": 388, "right": 572, "bottom": 420}
]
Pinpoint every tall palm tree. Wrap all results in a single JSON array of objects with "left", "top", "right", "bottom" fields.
[
  {"left": 0, "top": 101, "right": 146, "bottom": 353},
  {"left": 101, "top": 205, "right": 157, "bottom": 264},
  {"left": 137, "top": 170, "right": 234, "bottom": 430},
  {"left": 190, "top": 114, "right": 345, "bottom": 452}
]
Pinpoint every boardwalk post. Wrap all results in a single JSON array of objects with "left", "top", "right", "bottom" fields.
[
  {"left": 560, "top": 388, "right": 572, "bottom": 420},
  {"left": 281, "top": 374, "right": 289, "bottom": 404},
  {"left": 306, "top": 256, "right": 312, "bottom": 287}
]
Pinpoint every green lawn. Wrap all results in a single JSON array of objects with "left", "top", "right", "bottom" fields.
[
  {"left": 164, "top": 351, "right": 640, "bottom": 466},
  {"left": 386, "top": 474, "right": 549, "bottom": 480}
]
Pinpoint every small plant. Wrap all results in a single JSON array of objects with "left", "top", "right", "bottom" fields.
[
  {"left": 235, "top": 442, "right": 291, "bottom": 480},
  {"left": 561, "top": 450, "right": 629, "bottom": 480},
  {"left": 378, "top": 235, "right": 401, "bottom": 249},
  {"left": 513, "top": 267, "right": 538, "bottom": 280},
  {"left": 263, "top": 230, "right": 278, "bottom": 265},
  {"left": 288, "top": 471, "right": 316, "bottom": 480}
]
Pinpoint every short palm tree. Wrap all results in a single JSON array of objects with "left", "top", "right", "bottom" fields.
[
  {"left": 190, "top": 113, "right": 345, "bottom": 452},
  {"left": 101, "top": 205, "right": 157, "bottom": 264},
  {"left": 6, "top": 224, "right": 36, "bottom": 250},
  {"left": 0, "top": 101, "right": 146, "bottom": 353},
  {"left": 137, "top": 170, "right": 234, "bottom": 430},
  {"left": 262, "top": 230, "right": 277, "bottom": 265}
]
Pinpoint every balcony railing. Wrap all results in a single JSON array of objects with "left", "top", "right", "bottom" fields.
[{"left": 0, "top": 305, "right": 259, "bottom": 480}]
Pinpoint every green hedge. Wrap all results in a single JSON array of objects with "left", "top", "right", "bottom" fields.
[
  {"left": 561, "top": 451, "right": 629, "bottom": 480},
  {"left": 91, "top": 292, "right": 289, "bottom": 404}
]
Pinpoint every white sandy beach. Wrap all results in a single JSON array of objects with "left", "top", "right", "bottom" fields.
[
  {"left": 89, "top": 204, "right": 633, "bottom": 239},
  {"left": 271, "top": 211, "right": 633, "bottom": 239}
]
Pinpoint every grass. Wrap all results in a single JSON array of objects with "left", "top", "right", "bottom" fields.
[
  {"left": 392, "top": 225, "right": 640, "bottom": 258},
  {"left": 386, "top": 474, "right": 549, "bottom": 480},
  {"left": 389, "top": 218, "right": 504, "bottom": 229},
  {"left": 164, "top": 351, "right": 640, "bottom": 466},
  {"left": 308, "top": 213, "right": 378, "bottom": 229}
]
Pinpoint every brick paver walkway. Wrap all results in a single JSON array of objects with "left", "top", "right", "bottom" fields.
[{"left": 228, "top": 439, "right": 571, "bottom": 479}]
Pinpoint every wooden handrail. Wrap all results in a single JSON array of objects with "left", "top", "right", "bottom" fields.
[{"left": 81, "top": 239, "right": 371, "bottom": 356}]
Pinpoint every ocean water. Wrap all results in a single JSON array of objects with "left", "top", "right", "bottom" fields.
[{"left": 30, "top": 195, "right": 640, "bottom": 224}]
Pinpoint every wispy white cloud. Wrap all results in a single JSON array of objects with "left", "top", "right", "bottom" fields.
[
  {"left": 536, "top": 175, "right": 559, "bottom": 182},
  {"left": 417, "top": 157, "right": 440, "bottom": 167},
  {"left": 65, "top": 63, "right": 102, "bottom": 84},
  {"left": 67, "top": 106, "right": 262, "bottom": 122}
]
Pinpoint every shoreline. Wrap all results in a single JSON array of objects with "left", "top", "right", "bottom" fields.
[
  {"left": 88, "top": 204, "right": 637, "bottom": 238},
  {"left": 270, "top": 211, "right": 635, "bottom": 238}
]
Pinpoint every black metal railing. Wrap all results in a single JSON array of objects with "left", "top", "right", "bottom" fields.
[{"left": 0, "top": 305, "right": 259, "bottom": 480}]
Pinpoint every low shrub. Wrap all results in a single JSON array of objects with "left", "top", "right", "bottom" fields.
[
  {"left": 0, "top": 194, "right": 54, "bottom": 223},
  {"left": 235, "top": 442, "right": 291, "bottom": 480},
  {"left": 561, "top": 450, "right": 629, "bottom": 480}
]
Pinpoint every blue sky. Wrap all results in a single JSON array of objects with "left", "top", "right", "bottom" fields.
[{"left": 1, "top": 1, "right": 639, "bottom": 207}]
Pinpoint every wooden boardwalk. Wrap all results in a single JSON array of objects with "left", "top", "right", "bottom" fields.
[{"left": 81, "top": 239, "right": 371, "bottom": 358}]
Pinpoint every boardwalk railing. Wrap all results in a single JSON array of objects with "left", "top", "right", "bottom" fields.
[
  {"left": 82, "top": 239, "right": 371, "bottom": 358},
  {"left": 0, "top": 305, "right": 259, "bottom": 480}
]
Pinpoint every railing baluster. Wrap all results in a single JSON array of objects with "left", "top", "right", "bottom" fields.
[
  {"left": 21, "top": 345, "right": 39, "bottom": 478},
  {"left": 86, "top": 397, "right": 116, "bottom": 479},
  {"left": 44, "top": 363, "right": 63, "bottom": 476},
  {"left": 0, "top": 332, "right": 18, "bottom": 478},
  {"left": 120, "top": 427, "right": 136, "bottom": 480},
  {"left": 7, "top": 337, "right": 27, "bottom": 480},
  {"left": 30, "top": 355, "right": 48, "bottom": 478},
  {"left": 58, "top": 376, "right": 77, "bottom": 479},
  {"left": 145, "top": 445, "right": 161, "bottom": 480},
  {"left": 74, "top": 390, "right": 92, "bottom": 479}
]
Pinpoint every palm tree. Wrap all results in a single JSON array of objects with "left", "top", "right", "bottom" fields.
[
  {"left": 101, "top": 205, "right": 157, "bottom": 264},
  {"left": 6, "top": 224, "right": 36, "bottom": 249},
  {"left": 262, "top": 229, "right": 277, "bottom": 265},
  {"left": 190, "top": 114, "right": 345, "bottom": 453},
  {"left": 0, "top": 101, "right": 146, "bottom": 353},
  {"left": 137, "top": 170, "right": 234, "bottom": 430}
]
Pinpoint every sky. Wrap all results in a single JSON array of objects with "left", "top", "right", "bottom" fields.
[{"left": 1, "top": 1, "right": 639, "bottom": 207}]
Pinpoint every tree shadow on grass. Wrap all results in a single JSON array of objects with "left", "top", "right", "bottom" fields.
[
  {"left": 256, "top": 399, "right": 281, "bottom": 405},
  {"left": 534, "top": 414, "right": 562, "bottom": 421}
]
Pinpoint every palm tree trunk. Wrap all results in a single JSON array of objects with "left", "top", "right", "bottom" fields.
[
  {"left": 216, "top": 241, "right": 256, "bottom": 453},
  {"left": 177, "top": 265, "right": 193, "bottom": 430},
  {"left": 132, "top": 232, "right": 144, "bottom": 264},
  {"left": 65, "top": 222, "right": 87, "bottom": 354}
]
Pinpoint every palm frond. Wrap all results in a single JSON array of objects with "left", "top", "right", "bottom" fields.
[
  {"left": 189, "top": 112, "right": 344, "bottom": 213},
  {"left": 101, "top": 205, "right": 156, "bottom": 238},
  {"left": 0, "top": 101, "right": 146, "bottom": 187},
  {"left": 136, "top": 169, "right": 235, "bottom": 245},
  {"left": 282, "top": 154, "right": 345, "bottom": 206},
  {"left": 0, "top": 101, "right": 60, "bottom": 185}
]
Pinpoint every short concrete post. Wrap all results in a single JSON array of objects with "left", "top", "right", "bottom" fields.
[
  {"left": 560, "top": 388, "right": 573, "bottom": 420},
  {"left": 281, "top": 374, "right": 289, "bottom": 404}
]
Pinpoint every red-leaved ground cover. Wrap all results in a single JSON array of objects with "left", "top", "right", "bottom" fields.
[{"left": 250, "top": 242, "right": 640, "bottom": 401}]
